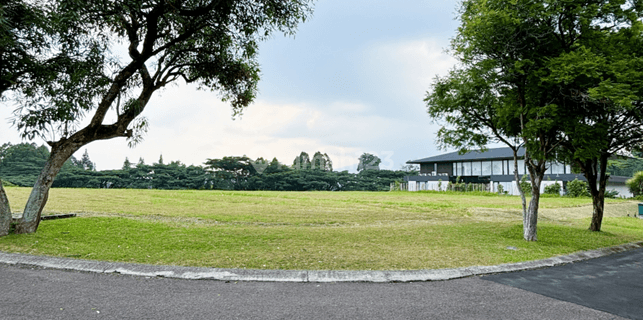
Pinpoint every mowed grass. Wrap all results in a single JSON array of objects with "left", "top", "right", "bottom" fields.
[{"left": 1, "top": 187, "right": 642, "bottom": 270}]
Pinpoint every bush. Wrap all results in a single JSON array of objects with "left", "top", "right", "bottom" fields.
[
  {"left": 519, "top": 175, "right": 532, "bottom": 196},
  {"left": 605, "top": 189, "right": 619, "bottom": 199},
  {"left": 566, "top": 179, "right": 590, "bottom": 197},
  {"left": 497, "top": 183, "right": 504, "bottom": 194},
  {"left": 544, "top": 182, "right": 561, "bottom": 195},
  {"left": 626, "top": 171, "right": 643, "bottom": 196}
]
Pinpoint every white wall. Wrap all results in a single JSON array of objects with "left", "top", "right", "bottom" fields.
[
  {"left": 606, "top": 184, "right": 632, "bottom": 198},
  {"left": 414, "top": 181, "right": 448, "bottom": 191}
]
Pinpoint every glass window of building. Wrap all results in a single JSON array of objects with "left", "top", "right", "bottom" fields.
[
  {"left": 517, "top": 160, "right": 525, "bottom": 175},
  {"left": 546, "top": 163, "right": 553, "bottom": 174},
  {"left": 551, "top": 162, "right": 565, "bottom": 174},
  {"left": 453, "top": 162, "right": 458, "bottom": 176},
  {"left": 463, "top": 162, "right": 472, "bottom": 175},
  {"left": 481, "top": 161, "right": 491, "bottom": 175},
  {"left": 471, "top": 161, "right": 481, "bottom": 175},
  {"left": 565, "top": 164, "right": 571, "bottom": 174},
  {"left": 492, "top": 161, "right": 503, "bottom": 175}
]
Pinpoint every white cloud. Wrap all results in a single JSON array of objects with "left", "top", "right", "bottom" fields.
[{"left": 362, "top": 38, "right": 457, "bottom": 101}]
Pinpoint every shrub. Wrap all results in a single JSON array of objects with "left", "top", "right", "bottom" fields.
[
  {"left": 544, "top": 182, "right": 561, "bottom": 195},
  {"left": 566, "top": 179, "right": 590, "bottom": 197},
  {"left": 519, "top": 175, "right": 532, "bottom": 196},
  {"left": 605, "top": 189, "right": 619, "bottom": 199},
  {"left": 497, "top": 183, "right": 504, "bottom": 194},
  {"left": 626, "top": 171, "right": 643, "bottom": 196}
]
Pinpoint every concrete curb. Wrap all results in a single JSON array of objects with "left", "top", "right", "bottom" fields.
[{"left": 1, "top": 241, "right": 642, "bottom": 282}]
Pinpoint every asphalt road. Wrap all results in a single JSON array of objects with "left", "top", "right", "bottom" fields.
[
  {"left": 483, "top": 246, "right": 643, "bottom": 320},
  {"left": 0, "top": 261, "right": 632, "bottom": 320}
]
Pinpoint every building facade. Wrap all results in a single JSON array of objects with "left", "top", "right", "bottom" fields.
[{"left": 404, "top": 147, "right": 632, "bottom": 197}]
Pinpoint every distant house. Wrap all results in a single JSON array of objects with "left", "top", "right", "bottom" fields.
[{"left": 404, "top": 147, "right": 631, "bottom": 197}]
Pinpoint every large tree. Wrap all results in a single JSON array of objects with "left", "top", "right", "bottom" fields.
[
  {"left": 428, "top": 0, "right": 571, "bottom": 241},
  {"left": 544, "top": 6, "right": 643, "bottom": 231},
  {"left": 2, "top": 0, "right": 313, "bottom": 235}
]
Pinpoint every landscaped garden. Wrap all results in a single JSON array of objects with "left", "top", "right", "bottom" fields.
[{"left": 1, "top": 187, "right": 642, "bottom": 270}]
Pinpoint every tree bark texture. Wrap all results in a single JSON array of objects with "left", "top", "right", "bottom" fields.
[
  {"left": 524, "top": 173, "right": 543, "bottom": 241},
  {"left": 14, "top": 143, "right": 78, "bottom": 234},
  {"left": 586, "top": 154, "right": 609, "bottom": 232},
  {"left": 0, "top": 179, "right": 11, "bottom": 237},
  {"left": 511, "top": 149, "right": 527, "bottom": 222}
]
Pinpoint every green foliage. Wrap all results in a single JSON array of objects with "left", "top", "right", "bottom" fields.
[
  {"left": 544, "top": 183, "right": 561, "bottom": 195},
  {"left": 357, "top": 153, "right": 381, "bottom": 171},
  {"left": 497, "top": 183, "right": 504, "bottom": 195},
  {"left": 10, "top": 0, "right": 314, "bottom": 144},
  {"left": 626, "top": 171, "right": 643, "bottom": 196},
  {"left": 605, "top": 190, "right": 620, "bottom": 199},
  {"left": 0, "top": 142, "right": 78, "bottom": 186},
  {"left": 292, "top": 152, "right": 311, "bottom": 170},
  {"left": 566, "top": 179, "right": 590, "bottom": 198},
  {"left": 519, "top": 175, "right": 531, "bottom": 196},
  {"left": 607, "top": 158, "right": 643, "bottom": 177},
  {"left": 0, "top": 180, "right": 16, "bottom": 187},
  {"left": 311, "top": 152, "right": 333, "bottom": 171}
]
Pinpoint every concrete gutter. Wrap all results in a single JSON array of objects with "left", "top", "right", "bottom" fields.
[{"left": 1, "top": 241, "right": 642, "bottom": 282}]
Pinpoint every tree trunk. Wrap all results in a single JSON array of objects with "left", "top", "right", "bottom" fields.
[
  {"left": 0, "top": 179, "right": 11, "bottom": 237},
  {"left": 14, "top": 143, "right": 79, "bottom": 234},
  {"left": 524, "top": 172, "right": 543, "bottom": 241},
  {"left": 588, "top": 154, "right": 609, "bottom": 231},
  {"left": 511, "top": 149, "right": 527, "bottom": 222}
]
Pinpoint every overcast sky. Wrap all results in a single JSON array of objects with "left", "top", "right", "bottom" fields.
[{"left": 0, "top": 0, "right": 462, "bottom": 172}]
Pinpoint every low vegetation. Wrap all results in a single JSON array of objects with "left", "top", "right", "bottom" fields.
[{"left": 1, "top": 187, "right": 641, "bottom": 270}]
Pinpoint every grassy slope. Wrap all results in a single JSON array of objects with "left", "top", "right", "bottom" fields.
[{"left": 1, "top": 187, "right": 641, "bottom": 270}]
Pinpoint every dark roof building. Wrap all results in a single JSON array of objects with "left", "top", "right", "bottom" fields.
[
  {"left": 403, "top": 147, "right": 631, "bottom": 197},
  {"left": 408, "top": 147, "right": 525, "bottom": 163}
]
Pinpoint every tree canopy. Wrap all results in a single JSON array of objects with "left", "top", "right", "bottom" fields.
[
  {"left": 357, "top": 153, "right": 381, "bottom": 171},
  {"left": 426, "top": 0, "right": 643, "bottom": 239},
  {"left": 2, "top": 0, "right": 315, "bottom": 234}
]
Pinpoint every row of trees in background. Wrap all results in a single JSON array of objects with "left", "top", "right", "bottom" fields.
[{"left": 0, "top": 143, "right": 415, "bottom": 192}]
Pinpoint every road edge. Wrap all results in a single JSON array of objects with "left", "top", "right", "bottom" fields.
[{"left": 1, "top": 241, "right": 642, "bottom": 282}]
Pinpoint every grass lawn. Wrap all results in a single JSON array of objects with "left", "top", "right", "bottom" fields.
[{"left": 1, "top": 187, "right": 642, "bottom": 270}]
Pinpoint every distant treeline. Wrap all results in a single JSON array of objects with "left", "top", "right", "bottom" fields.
[{"left": 0, "top": 143, "right": 416, "bottom": 191}]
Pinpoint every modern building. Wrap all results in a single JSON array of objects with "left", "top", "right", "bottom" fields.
[{"left": 404, "top": 147, "right": 632, "bottom": 197}]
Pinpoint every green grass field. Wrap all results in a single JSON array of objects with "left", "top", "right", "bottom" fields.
[{"left": 1, "top": 187, "right": 642, "bottom": 270}]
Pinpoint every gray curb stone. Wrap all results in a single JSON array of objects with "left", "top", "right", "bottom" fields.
[{"left": 1, "top": 241, "right": 642, "bottom": 282}]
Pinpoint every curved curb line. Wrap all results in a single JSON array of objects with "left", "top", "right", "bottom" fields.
[{"left": 1, "top": 241, "right": 642, "bottom": 283}]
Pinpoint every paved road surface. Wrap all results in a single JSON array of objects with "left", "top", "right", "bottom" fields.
[
  {"left": 483, "top": 246, "right": 643, "bottom": 320},
  {"left": 0, "top": 262, "right": 630, "bottom": 320}
]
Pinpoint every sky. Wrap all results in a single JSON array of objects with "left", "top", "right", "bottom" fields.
[{"left": 0, "top": 0, "right": 462, "bottom": 172}]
